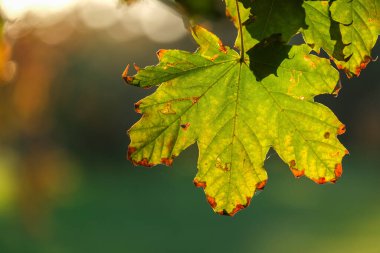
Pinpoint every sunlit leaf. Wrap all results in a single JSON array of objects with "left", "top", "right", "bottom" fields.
[{"left": 125, "top": 24, "right": 347, "bottom": 215}]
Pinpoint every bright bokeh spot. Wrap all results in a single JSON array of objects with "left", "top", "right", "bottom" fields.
[
  {"left": 0, "top": 0, "right": 187, "bottom": 43},
  {"left": 138, "top": 0, "right": 187, "bottom": 43},
  {"left": 0, "top": 0, "right": 77, "bottom": 19},
  {"left": 78, "top": 0, "right": 120, "bottom": 29}
]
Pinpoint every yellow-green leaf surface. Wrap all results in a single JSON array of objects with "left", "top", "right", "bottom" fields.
[
  {"left": 302, "top": 1, "right": 337, "bottom": 55},
  {"left": 125, "top": 25, "right": 347, "bottom": 216},
  {"left": 302, "top": 0, "right": 380, "bottom": 77},
  {"left": 330, "top": 0, "right": 380, "bottom": 76}
]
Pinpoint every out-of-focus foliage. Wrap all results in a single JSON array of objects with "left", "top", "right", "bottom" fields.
[{"left": 0, "top": 17, "right": 15, "bottom": 84}]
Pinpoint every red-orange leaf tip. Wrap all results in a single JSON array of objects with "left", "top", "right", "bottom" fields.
[
  {"left": 193, "top": 179, "right": 207, "bottom": 189},
  {"left": 156, "top": 49, "right": 168, "bottom": 60},
  {"left": 206, "top": 195, "right": 217, "bottom": 208},
  {"left": 256, "top": 180, "right": 267, "bottom": 190},
  {"left": 337, "top": 124, "right": 346, "bottom": 135},
  {"left": 335, "top": 163, "right": 343, "bottom": 177}
]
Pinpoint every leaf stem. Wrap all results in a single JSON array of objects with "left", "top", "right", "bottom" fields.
[{"left": 235, "top": 0, "right": 245, "bottom": 62}]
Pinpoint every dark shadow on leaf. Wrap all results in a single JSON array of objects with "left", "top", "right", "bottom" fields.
[
  {"left": 328, "top": 1, "right": 350, "bottom": 62},
  {"left": 288, "top": 33, "right": 305, "bottom": 46},
  {"left": 241, "top": 0, "right": 307, "bottom": 44},
  {"left": 247, "top": 34, "right": 291, "bottom": 81}
]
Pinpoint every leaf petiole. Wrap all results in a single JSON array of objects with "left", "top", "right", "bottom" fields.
[{"left": 235, "top": 0, "right": 245, "bottom": 62}]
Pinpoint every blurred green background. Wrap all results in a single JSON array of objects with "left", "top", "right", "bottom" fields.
[{"left": 0, "top": 1, "right": 379, "bottom": 252}]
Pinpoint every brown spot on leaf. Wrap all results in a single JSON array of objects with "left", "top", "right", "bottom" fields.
[
  {"left": 355, "top": 56, "right": 372, "bottom": 76},
  {"left": 127, "top": 146, "right": 137, "bottom": 160},
  {"left": 180, "top": 123, "right": 190, "bottom": 130},
  {"left": 337, "top": 124, "right": 346, "bottom": 135},
  {"left": 217, "top": 197, "right": 252, "bottom": 217},
  {"left": 218, "top": 209, "right": 230, "bottom": 216},
  {"left": 161, "top": 157, "right": 173, "bottom": 166},
  {"left": 324, "top": 132, "right": 330, "bottom": 139},
  {"left": 156, "top": 49, "right": 168, "bottom": 60},
  {"left": 216, "top": 158, "right": 231, "bottom": 172},
  {"left": 191, "top": 96, "right": 200, "bottom": 104},
  {"left": 229, "top": 204, "right": 245, "bottom": 216},
  {"left": 206, "top": 195, "right": 217, "bottom": 208},
  {"left": 218, "top": 40, "right": 227, "bottom": 54},
  {"left": 160, "top": 103, "right": 176, "bottom": 114},
  {"left": 193, "top": 179, "right": 207, "bottom": 189},
  {"left": 134, "top": 101, "right": 142, "bottom": 114},
  {"left": 134, "top": 158, "right": 155, "bottom": 167},
  {"left": 256, "top": 180, "right": 267, "bottom": 190},
  {"left": 291, "top": 168, "right": 305, "bottom": 178},
  {"left": 210, "top": 54, "right": 219, "bottom": 61},
  {"left": 335, "top": 163, "right": 343, "bottom": 177},
  {"left": 245, "top": 197, "right": 252, "bottom": 207},
  {"left": 336, "top": 63, "right": 344, "bottom": 70},
  {"left": 313, "top": 177, "right": 326, "bottom": 184},
  {"left": 289, "top": 160, "right": 304, "bottom": 177},
  {"left": 303, "top": 55, "right": 316, "bottom": 68}
]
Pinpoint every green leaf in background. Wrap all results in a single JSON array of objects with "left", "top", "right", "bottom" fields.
[
  {"left": 302, "top": 1, "right": 340, "bottom": 57},
  {"left": 302, "top": 0, "right": 380, "bottom": 77},
  {"left": 330, "top": 0, "right": 380, "bottom": 76},
  {"left": 124, "top": 23, "right": 347, "bottom": 215},
  {"left": 244, "top": 0, "right": 306, "bottom": 43},
  {"left": 225, "top": 0, "right": 306, "bottom": 51}
]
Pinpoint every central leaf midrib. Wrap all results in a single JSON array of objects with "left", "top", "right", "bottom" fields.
[{"left": 224, "top": 62, "right": 244, "bottom": 209}]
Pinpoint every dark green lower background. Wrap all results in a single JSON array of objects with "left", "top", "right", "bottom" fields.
[{"left": 1, "top": 149, "right": 379, "bottom": 253}]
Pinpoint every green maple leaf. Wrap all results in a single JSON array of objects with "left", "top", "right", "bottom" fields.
[
  {"left": 124, "top": 6, "right": 348, "bottom": 215},
  {"left": 302, "top": 0, "right": 380, "bottom": 77}
]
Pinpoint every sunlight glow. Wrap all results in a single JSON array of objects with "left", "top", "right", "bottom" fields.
[
  {"left": 1, "top": 0, "right": 187, "bottom": 43},
  {"left": 1, "top": 0, "right": 77, "bottom": 19}
]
